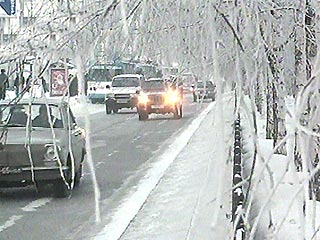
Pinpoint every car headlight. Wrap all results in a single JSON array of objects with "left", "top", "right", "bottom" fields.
[
  {"left": 138, "top": 93, "right": 149, "bottom": 104},
  {"left": 165, "top": 90, "right": 180, "bottom": 104}
]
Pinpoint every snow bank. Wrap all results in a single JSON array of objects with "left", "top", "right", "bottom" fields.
[{"left": 241, "top": 96, "right": 318, "bottom": 239}]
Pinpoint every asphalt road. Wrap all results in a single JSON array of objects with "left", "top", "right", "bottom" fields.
[{"left": 0, "top": 94, "right": 209, "bottom": 240}]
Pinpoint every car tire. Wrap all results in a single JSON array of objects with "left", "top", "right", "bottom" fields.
[
  {"left": 74, "top": 151, "right": 85, "bottom": 188},
  {"left": 174, "top": 105, "right": 179, "bottom": 119},
  {"left": 53, "top": 162, "right": 72, "bottom": 198},
  {"left": 74, "top": 164, "right": 83, "bottom": 188},
  {"left": 178, "top": 105, "right": 183, "bottom": 118},
  {"left": 53, "top": 178, "right": 71, "bottom": 198},
  {"left": 139, "top": 111, "right": 148, "bottom": 121},
  {"left": 105, "top": 104, "right": 111, "bottom": 114},
  {"left": 113, "top": 107, "right": 118, "bottom": 114}
]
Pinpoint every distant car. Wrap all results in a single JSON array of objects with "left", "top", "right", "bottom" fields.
[
  {"left": 87, "top": 81, "right": 112, "bottom": 104},
  {"left": 137, "top": 78, "right": 182, "bottom": 120},
  {"left": 105, "top": 74, "right": 145, "bottom": 114},
  {"left": 0, "top": 99, "right": 86, "bottom": 198},
  {"left": 193, "top": 81, "right": 216, "bottom": 102}
]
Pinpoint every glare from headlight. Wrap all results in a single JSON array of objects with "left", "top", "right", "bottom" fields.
[
  {"left": 165, "top": 90, "right": 180, "bottom": 104},
  {"left": 138, "top": 93, "right": 149, "bottom": 104}
]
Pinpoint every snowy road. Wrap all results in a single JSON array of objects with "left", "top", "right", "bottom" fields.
[{"left": 0, "top": 94, "right": 209, "bottom": 240}]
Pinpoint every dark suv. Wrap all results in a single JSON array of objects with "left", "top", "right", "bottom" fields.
[{"left": 137, "top": 78, "right": 182, "bottom": 120}]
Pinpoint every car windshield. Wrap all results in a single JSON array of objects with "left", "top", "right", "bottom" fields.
[
  {"left": 86, "top": 68, "right": 112, "bottom": 82},
  {"left": 142, "top": 80, "right": 166, "bottom": 90},
  {"left": 0, "top": 104, "right": 63, "bottom": 128},
  {"left": 112, "top": 77, "right": 140, "bottom": 87}
]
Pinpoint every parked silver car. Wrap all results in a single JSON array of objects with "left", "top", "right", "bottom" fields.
[{"left": 0, "top": 99, "right": 86, "bottom": 197}]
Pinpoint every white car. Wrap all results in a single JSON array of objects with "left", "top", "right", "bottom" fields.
[{"left": 105, "top": 74, "right": 145, "bottom": 114}]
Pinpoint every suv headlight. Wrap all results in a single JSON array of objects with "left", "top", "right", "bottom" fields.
[
  {"left": 165, "top": 90, "right": 180, "bottom": 104},
  {"left": 138, "top": 93, "right": 149, "bottom": 104}
]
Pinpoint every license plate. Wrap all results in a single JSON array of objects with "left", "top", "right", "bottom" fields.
[
  {"left": 117, "top": 99, "right": 128, "bottom": 103},
  {"left": 151, "top": 105, "right": 164, "bottom": 109},
  {"left": 0, "top": 166, "right": 22, "bottom": 175}
]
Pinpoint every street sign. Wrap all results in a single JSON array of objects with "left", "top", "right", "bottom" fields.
[
  {"left": 0, "top": 0, "right": 16, "bottom": 16},
  {"left": 50, "top": 68, "right": 68, "bottom": 96}
]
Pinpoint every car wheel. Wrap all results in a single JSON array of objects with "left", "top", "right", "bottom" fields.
[
  {"left": 53, "top": 164, "right": 72, "bottom": 198},
  {"left": 74, "top": 164, "right": 83, "bottom": 188},
  {"left": 113, "top": 107, "right": 118, "bottom": 114},
  {"left": 35, "top": 182, "right": 47, "bottom": 193},
  {"left": 139, "top": 111, "right": 148, "bottom": 121},
  {"left": 174, "top": 105, "right": 179, "bottom": 119},
  {"left": 178, "top": 105, "right": 183, "bottom": 118},
  {"left": 53, "top": 178, "right": 71, "bottom": 198},
  {"left": 105, "top": 104, "right": 111, "bottom": 114}
]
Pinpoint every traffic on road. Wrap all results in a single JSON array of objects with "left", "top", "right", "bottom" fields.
[{"left": 0, "top": 45, "right": 216, "bottom": 240}]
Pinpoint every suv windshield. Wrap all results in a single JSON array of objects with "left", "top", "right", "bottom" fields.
[
  {"left": 112, "top": 77, "right": 140, "bottom": 87},
  {"left": 142, "top": 80, "right": 166, "bottom": 90},
  {"left": 0, "top": 104, "right": 63, "bottom": 128}
]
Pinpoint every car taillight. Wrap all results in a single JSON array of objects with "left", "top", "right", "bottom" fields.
[{"left": 44, "top": 144, "right": 60, "bottom": 161}]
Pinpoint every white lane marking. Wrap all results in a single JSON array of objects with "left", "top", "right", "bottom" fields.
[
  {"left": 0, "top": 215, "right": 23, "bottom": 233},
  {"left": 95, "top": 101, "right": 215, "bottom": 240},
  {"left": 131, "top": 135, "right": 142, "bottom": 143},
  {"left": 157, "top": 120, "right": 167, "bottom": 126},
  {"left": 0, "top": 197, "right": 52, "bottom": 233},
  {"left": 21, "top": 198, "right": 52, "bottom": 212},
  {"left": 96, "top": 162, "right": 106, "bottom": 167},
  {"left": 126, "top": 115, "right": 136, "bottom": 121}
]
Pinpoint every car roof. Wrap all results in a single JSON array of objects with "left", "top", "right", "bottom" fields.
[
  {"left": 197, "top": 81, "right": 213, "bottom": 84},
  {"left": 113, "top": 74, "right": 143, "bottom": 79},
  {"left": 147, "top": 78, "right": 163, "bottom": 81}
]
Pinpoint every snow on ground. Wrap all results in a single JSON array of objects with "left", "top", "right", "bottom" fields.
[
  {"left": 94, "top": 93, "right": 235, "bottom": 240},
  {"left": 241, "top": 96, "right": 320, "bottom": 239}
]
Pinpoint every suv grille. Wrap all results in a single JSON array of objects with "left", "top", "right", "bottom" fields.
[
  {"left": 115, "top": 94, "right": 131, "bottom": 99},
  {"left": 149, "top": 95, "right": 164, "bottom": 104}
]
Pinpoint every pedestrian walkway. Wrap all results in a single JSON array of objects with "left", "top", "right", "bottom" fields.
[{"left": 95, "top": 93, "right": 235, "bottom": 240}]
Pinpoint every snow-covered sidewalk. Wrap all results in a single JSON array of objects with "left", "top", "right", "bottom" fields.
[{"left": 94, "top": 94, "right": 235, "bottom": 240}]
